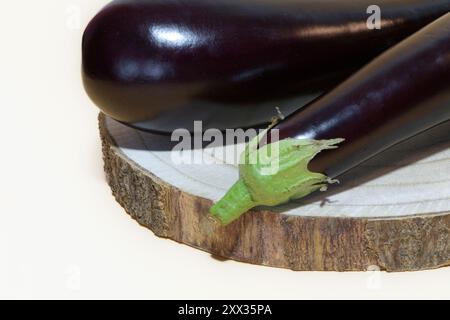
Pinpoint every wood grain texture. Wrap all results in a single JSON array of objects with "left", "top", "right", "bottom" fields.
[{"left": 99, "top": 113, "right": 450, "bottom": 271}]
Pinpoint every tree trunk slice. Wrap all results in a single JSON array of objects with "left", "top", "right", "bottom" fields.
[{"left": 99, "top": 113, "right": 450, "bottom": 272}]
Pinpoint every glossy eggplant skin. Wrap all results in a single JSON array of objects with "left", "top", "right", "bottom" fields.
[
  {"left": 82, "top": 0, "right": 450, "bottom": 133},
  {"left": 271, "top": 12, "right": 450, "bottom": 178}
]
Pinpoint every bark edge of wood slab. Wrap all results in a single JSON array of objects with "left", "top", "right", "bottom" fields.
[{"left": 99, "top": 113, "right": 450, "bottom": 272}]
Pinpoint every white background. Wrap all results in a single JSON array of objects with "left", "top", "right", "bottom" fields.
[{"left": 0, "top": 0, "right": 449, "bottom": 299}]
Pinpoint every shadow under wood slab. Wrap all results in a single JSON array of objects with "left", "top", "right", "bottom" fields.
[{"left": 99, "top": 113, "right": 450, "bottom": 272}]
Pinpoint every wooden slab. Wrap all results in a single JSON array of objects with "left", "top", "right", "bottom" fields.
[{"left": 99, "top": 113, "right": 450, "bottom": 272}]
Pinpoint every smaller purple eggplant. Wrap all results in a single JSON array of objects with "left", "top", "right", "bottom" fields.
[{"left": 211, "top": 13, "right": 450, "bottom": 225}]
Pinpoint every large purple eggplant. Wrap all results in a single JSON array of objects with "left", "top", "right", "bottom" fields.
[
  {"left": 211, "top": 12, "right": 450, "bottom": 225},
  {"left": 83, "top": 0, "right": 450, "bottom": 133}
]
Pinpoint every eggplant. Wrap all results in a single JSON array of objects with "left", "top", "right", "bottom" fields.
[
  {"left": 211, "top": 12, "right": 450, "bottom": 225},
  {"left": 82, "top": 0, "right": 450, "bottom": 133}
]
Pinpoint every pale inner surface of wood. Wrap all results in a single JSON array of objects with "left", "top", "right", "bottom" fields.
[{"left": 105, "top": 116, "right": 450, "bottom": 218}]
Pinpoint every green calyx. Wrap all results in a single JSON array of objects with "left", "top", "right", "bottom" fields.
[{"left": 210, "top": 131, "right": 344, "bottom": 225}]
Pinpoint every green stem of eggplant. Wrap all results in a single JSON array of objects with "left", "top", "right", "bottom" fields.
[
  {"left": 210, "top": 179, "right": 256, "bottom": 225},
  {"left": 210, "top": 134, "right": 344, "bottom": 226}
]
